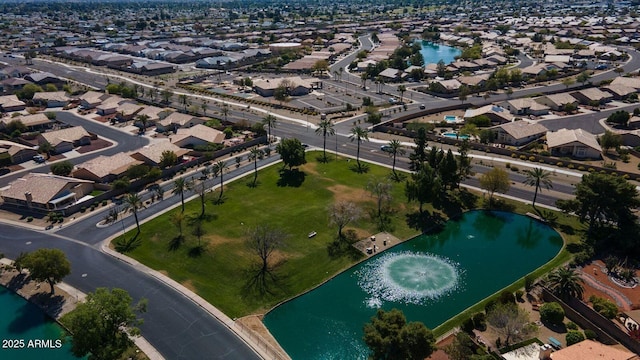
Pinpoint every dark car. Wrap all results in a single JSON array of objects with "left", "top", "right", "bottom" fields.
[
  {"left": 419, "top": 104, "right": 426, "bottom": 110},
  {"left": 33, "top": 155, "right": 46, "bottom": 163}
]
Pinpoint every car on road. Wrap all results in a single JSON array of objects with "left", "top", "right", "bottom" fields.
[
  {"left": 33, "top": 155, "right": 45, "bottom": 163},
  {"left": 419, "top": 104, "right": 426, "bottom": 110},
  {"left": 595, "top": 64, "right": 608, "bottom": 70},
  {"left": 380, "top": 145, "right": 393, "bottom": 152}
]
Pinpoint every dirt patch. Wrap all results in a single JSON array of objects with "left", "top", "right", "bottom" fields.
[
  {"left": 236, "top": 315, "right": 289, "bottom": 359},
  {"left": 181, "top": 279, "right": 197, "bottom": 293},
  {"left": 327, "top": 184, "right": 369, "bottom": 203},
  {"left": 157, "top": 270, "right": 169, "bottom": 276},
  {"left": 76, "top": 138, "right": 113, "bottom": 154}
]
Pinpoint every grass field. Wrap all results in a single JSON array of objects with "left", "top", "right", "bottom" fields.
[{"left": 116, "top": 151, "right": 584, "bottom": 321}]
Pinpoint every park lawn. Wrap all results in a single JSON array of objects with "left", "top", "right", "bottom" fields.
[{"left": 124, "top": 152, "right": 423, "bottom": 318}]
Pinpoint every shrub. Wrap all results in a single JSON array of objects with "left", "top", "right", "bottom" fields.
[
  {"left": 566, "top": 321, "right": 578, "bottom": 330},
  {"left": 515, "top": 290, "right": 524, "bottom": 300},
  {"left": 26, "top": 216, "right": 33, "bottom": 222},
  {"left": 589, "top": 296, "right": 619, "bottom": 319},
  {"left": 540, "top": 302, "right": 565, "bottom": 325},
  {"left": 499, "top": 290, "right": 516, "bottom": 304},
  {"left": 584, "top": 329, "right": 597, "bottom": 340},
  {"left": 588, "top": 168, "right": 595, "bottom": 172},
  {"left": 462, "top": 317, "right": 475, "bottom": 333},
  {"left": 511, "top": 153, "right": 517, "bottom": 158},
  {"left": 472, "top": 312, "right": 486, "bottom": 330},
  {"left": 566, "top": 330, "right": 585, "bottom": 346},
  {"left": 528, "top": 156, "right": 536, "bottom": 161},
  {"left": 524, "top": 274, "right": 535, "bottom": 292},
  {"left": 539, "top": 159, "right": 544, "bottom": 163},
  {"left": 540, "top": 151, "right": 551, "bottom": 156},
  {"left": 506, "top": 163, "right": 511, "bottom": 168},
  {"left": 519, "top": 155, "right": 527, "bottom": 160},
  {"left": 577, "top": 166, "right": 585, "bottom": 171},
  {"left": 80, "top": 206, "right": 87, "bottom": 213},
  {"left": 101, "top": 200, "right": 108, "bottom": 207},
  {"left": 510, "top": 165, "right": 519, "bottom": 172}
]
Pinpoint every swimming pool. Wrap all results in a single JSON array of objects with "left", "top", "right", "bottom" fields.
[
  {"left": 444, "top": 115, "right": 458, "bottom": 122},
  {"left": 443, "top": 132, "right": 469, "bottom": 140}
]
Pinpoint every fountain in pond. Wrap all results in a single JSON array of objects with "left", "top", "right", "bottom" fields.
[{"left": 357, "top": 251, "right": 463, "bottom": 306}]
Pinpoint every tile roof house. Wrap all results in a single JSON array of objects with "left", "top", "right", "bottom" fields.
[
  {"left": 3, "top": 113, "right": 54, "bottom": 131},
  {"left": 499, "top": 98, "right": 550, "bottom": 116},
  {"left": 603, "top": 84, "right": 638, "bottom": 100},
  {"left": 170, "top": 124, "right": 226, "bottom": 148},
  {"left": 38, "top": 126, "right": 92, "bottom": 153},
  {"left": 570, "top": 88, "right": 613, "bottom": 105},
  {"left": 534, "top": 93, "right": 580, "bottom": 111},
  {"left": 0, "top": 94, "right": 27, "bottom": 112},
  {"left": 609, "top": 77, "right": 640, "bottom": 90},
  {"left": 32, "top": 91, "right": 70, "bottom": 108},
  {"left": 156, "top": 112, "right": 205, "bottom": 132},
  {"left": 550, "top": 340, "right": 638, "bottom": 360},
  {"left": 493, "top": 121, "right": 548, "bottom": 146},
  {"left": 0, "top": 140, "right": 38, "bottom": 164},
  {"left": 72, "top": 153, "right": 143, "bottom": 183},
  {"left": 78, "top": 90, "right": 111, "bottom": 109},
  {"left": 546, "top": 128, "right": 602, "bottom": 159},
  {"left": 96, "top": 96, "right": 123, "bottom": 115},
  {"left": 1, "top": 173, "right": 93, "bottom": 212},
  {"left": 464, "top": 104, "right": 511, "bottom": 124},
  {"left": 130, "top": 141, "right": 188, "bottom": 166}
]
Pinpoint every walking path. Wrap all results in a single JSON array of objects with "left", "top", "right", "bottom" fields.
[{"left": 580, "top": 271, "right": 633, "bottom": 311}]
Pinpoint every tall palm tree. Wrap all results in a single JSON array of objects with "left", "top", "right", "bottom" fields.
[
  {"left": 523, "top": 167, "right": 553, "bottom": 210},
  {"left": 397, "top": 85, "right": 406, "bottom": 104},
  {"left": 215, "top": 160, "right": 228, "bottom": 201},
  {"left": 221, "top": 103, "right": 229, "bottom": 122},
  {"left": 360, "top": 72, "right": 368, "bottom": 89},
  {"left": 249, "top": 147, "right": 262, "bottom": 186},
  {"left": 172, "top": 178, "right": 190, "bottom": 213},
  {"left": 339, "top": 67, "right": 344, "bottom": 82},
  {"left": 136, "top": 114, "right": 150, "bottom": 134},
  {"left": 387, "top": 139, "right": 406, "bottom": 177},
  {"left": 123, "top": 192, "right": 143, "bottom": 236},
  {"left": 349, "top": 126, "right": 369, "bottom": 169},
  {"left": 178, "top": 94, "right": 188, "bottom": 111},
  {"left": 546, "top": 267, "right": 585, "bottom": 300},
  {"left": 263, "top": 114, "right": 277, "bottom": 144},
  {"left": 315, "top": 119, "right": 335, "bottom": 161}
]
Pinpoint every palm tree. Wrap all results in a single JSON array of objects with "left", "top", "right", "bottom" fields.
[
  {"left": 349, "top": 126, "right": 369, "bottom": 169},
  {"left": 137, "top": 114, "right": 150, "bottom": 134},
  {"left": 546, "top": 267, "right": 585, "bottom": 300},
  {"left": 215, "top": 160, "right": 228, "bottom": 201},
  {"left": 123, "top": 192, "right": 143, "bottom": 236},
  {"left": 263, "top": 114, "right": 277, "bottom": 144},
  {"left": 397, "top": 85, "right": 406, "bottom": 104},
  {"left": 161, "top": 89, "right": 172, "bottom": 104},
  {"left": 315, "top": 119, "right": 335, "bottom": 161},
  {"left": 172, "top": 178, "right": 190, "bottom": 213},
  {"left": 178, "top": 94, "right": 188, "bottom": 111},
  {"left": 339, "top": 67, "right": 344, "bottom": 82},
  {"left": 523, "top": 168, "right": 553, "bottom": 210},
  {"left": 221, "top": 103, "right": 229, "bottom": 122},
  {"left": 249, "top": 147, "right": 262, "bottom": 186},
  {"left": 387, "top": 139, "right": 406, "bottom": 177},
  {"left": 360, "top": 72, "right": 368, "bottom": 89},
  {"left": 201, "top": 102, "right": 207, "bottom": 116}
]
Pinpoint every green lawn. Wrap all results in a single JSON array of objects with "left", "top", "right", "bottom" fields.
[{"left": 117, "top": 151, "right": 584, "bottom": 321}]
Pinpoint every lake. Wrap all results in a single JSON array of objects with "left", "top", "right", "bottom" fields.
[{"left": 418, "top": 40, "right": 461, "bottom": 65}]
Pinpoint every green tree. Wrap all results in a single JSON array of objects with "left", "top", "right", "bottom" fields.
[
  {"left": 599, "top": 130, "right": 621, "bottom": 154},
  {"left": 539, "top": 302, "right": 565, "bottom": 325},
  {"left": 405, "top": 163, "right": 440, "bottom": 214},
  {"left": 387, "top": 139, "right": 406, "bottom": 178},
  {"left": 589, "top": 296, "right": 619, "bottom": 319},
  {"left": 349, "top": 126, "right": 369, "bottom": 170},
  {"left": 409, "top": 128, "right": 428, "bottom": 172},
  {"left": 262, "top": 114, "right": 277, "bottom": 144},
  {"left": 523, "top": 167, "right": 553, "bottom": 210},
  {"left": 458, "top": 85, "right": 470, "bottom": 104},
  {"left": 214, "top": 160, "right": 228, "bottom": 201},
  {"left": 178, "top": 94, "right": 189, "bottom": 111},
  {"left": 4, "top": 119, "right": 26, "bottom": 135},
  {"left": 397, "top": 85, "right": 406, "bottom": 104},
  {"left": 50, "top": 161, "right": 74, "bottom": 176},
  {"left": 479, "top": 167, "right": 510, "bottom": 206},
  {"left": 439, "top": 149, "right": 458, "bottom": 190},
  {"left": 315, "top": 119, "right": 335, "bottom": 162},
  {"left": 123, "top": 192, "right": 143, "bottom": 236},
  {"left": 546, "top": 267, "right": 585, "bottom": 301},
  {"left": 556, "top": 173, "right": 639, "bottom": 235},
  {"left": 363, "top": 308, "right": 436, "bottom": 360},
  {"left": 136, "top": 114, "right": 150, "bottom": 134},
  {"left": 276, "top": 138, "right": 307, "bottom": 170},
  {"left": 63, "top": 288, "right": 146, "bottom": 360},
  {"left": 606, "top": 111, "right": 630, "bottom": 128},
  {"left": 248, "top": 147, "right": 263, "bottom": 186},
  {"left": 456, "top": 140, "right": 472, "bottom": 187},
  {"left": 172, "top": 178, "right": 190, "bottom": 213},
  {"left": 160, "top": 89, "right": 173, "bottom": 104},
  {"left": 15, "top": 83, "right": 43, "bottom": 100},
  {"left": 171, "top": 211, "right": 185, "bottom": 240},
  {"left": 159, "top": 150, "right": 178, "bottom": 168},
  {"left": 562, "top": 77, "right": 575, "bottom": 89},
  {"left": 23, "top": 248, "right": 71, "bottom": 294},
  {"left": 566, "top": 330, "right": 585, "bottom": 346},
  {"left": 576, "top": 71, "right": 591, "bottom": 85}
]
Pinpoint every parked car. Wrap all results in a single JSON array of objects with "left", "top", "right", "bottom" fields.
[{"left": 33, "top": 155, "right": 45, "bottom": 163}]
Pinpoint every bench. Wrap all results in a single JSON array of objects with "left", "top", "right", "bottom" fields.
[{"left": 548, "top": 336, "right": 562, "bottom": 349}]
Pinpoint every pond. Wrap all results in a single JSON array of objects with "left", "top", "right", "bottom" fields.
[
  {"left": 263, "top": 211, "right": 562, "bottom": 360},
  {"left": 417, "top": 40, "right": 461, "bottom": 65},
  {"left": 0, "top": 286, "right": 81, "bottom": 359}
]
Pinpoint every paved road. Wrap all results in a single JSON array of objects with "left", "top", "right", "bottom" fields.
[{"left": 0, "top": 227, "right": 261, "bottom": 360}]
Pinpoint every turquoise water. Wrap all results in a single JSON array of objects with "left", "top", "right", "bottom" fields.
[
  {"left": 0, "top": 286, "right": 80, "bottom": 360},
  {"left": 264, "top": 211, "right": 562, "bottom": 360},
  {"left": 444, "top": 115, "right": 458, "bottom": 122},
  {"left": 443, "top": 132, "right": 470, "bottom": 140},
  {"left": 418, "top": 41, "right": 461, "bottom": 65}
]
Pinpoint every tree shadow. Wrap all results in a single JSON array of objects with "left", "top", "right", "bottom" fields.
[
  {"left": 349, "top": 163, "right": 370, "bottom": 173},
  {"left": 327, "top": 230, "right": 364, "bottom": 261},
  {"left": 113, "top": 233, "right": 142, "bottom": 253},
  {"left": 242, "top": 261, "right": 289, "bottom": 297},
  {"left": 483, "top": 198, "right": 516, "bottom": 212},
  {"left": 389, "top": 172, "right": 406, "bottom": 182},
  {"left": 168, "top": 235, "right": 185, "bottom": 251},
  {"left": 8, "top": 301, "right": 52, "bottom": 334},
  {"left": 277, "top": 169, "right": 306, "bottom": 187},
  {"left": 29, "top": 292, "right": 65, "bottom": 318},
  {"left": 315, "top": 155, "right": 331, "bottom": 163},
  {"left": 211, "top": 195, "right": 226, "bottom": 205},
  {"left": 246, "top": 180, "right": 261, "bottom": 188},
  {"left": 405, "top": 211, "right": 446, "bottom": 234},
  {"left": 6, "top": 273, "right": 29, "bottom": 291},
  {"left": 188, "top": 245, "right": 206, "bottom": 257}
]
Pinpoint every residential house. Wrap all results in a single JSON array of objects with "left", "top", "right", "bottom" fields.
[
  {"left": 570, "top": 88, "right": 613, "bottom": 105},
  {"left": 535, "top": 93, "right": 579, "bottom": 111},
  {"left": 32, "top": 91, "right": 70, "bottom": 108},
  {"left": 463, "top": 104, "right": 511, "bottom": 124},
  {"left": 609, "top": 77, "right": 640, "bottom": 90},
  {"left": 130, "top": 62, "right": 175, "bottom": 76},
  {"left": 0, "top": 173, "right": 93, "bottom": 212},
  {"left": 96, "top": 96, "right": 122, "bottom": 115},
  {"left": 0, "top": 140, "right": 38, "bottom": 164},
  {"left": 72, "top": 153, "right": 143, "bottom": 183},
  {"left": 431, "top": 79, "right": 462, "bottom": 93},
  {"left": 0, "top": 94, "right": 27, "bottom": 112},
  {"left": 170, "top": 124, "right": 225, "bottom": 148},
  {"left": 493, "top": 121, "right": 547, "bottom": 146},
  {"left": 603, "top": 84, "right": 637, "bottom": 100},
  {"left": 378, "top": 68, "right": 402, "bottom": 82},
  {"left": 5, "top": 113, "right": 54, "bottom": 131},
  {"left": 134, "top": 105, "right": 167, "bottom": 126},
  {"left": 457, "top": 74, "right": 489, "bottom": 89},
  {"left": 1, "top": 77, "right": 29, "bottom": 94},
  {"left": 24, "top": 72, "right": 65, "bottom": 88},
  {"left": 130, "top": 141, "right": 188, "bottom": 166},
  {"left": 253, "top": 76, "right": 317, "bottom": 97},
  {"left": 114, "top": 102, "right": 144, "bottom": 122},
  {"left": 38, "top": 126, "right": 92, "bottom": 153},
  {"left": 550, "top": 340, "right": 637, "bottom": 360},
  {"left": 546, "top": 128, "right": 601, "bottom": 159},
  {"left": 499, "top": 98, "right": 550, "bottom": 116},
  {"left": 78, "top": 91, "right": 111, "bottom": 109},
  {"left": 156, "top": 112, "right": 205, "bottom": 133},
  {"left": 0, "top": 66, "right": 31, "bottom": 79}
]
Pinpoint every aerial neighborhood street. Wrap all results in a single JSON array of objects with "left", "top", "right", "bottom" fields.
[{"left": 1, "top": 1, "right": 640, "bottom": 360}]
